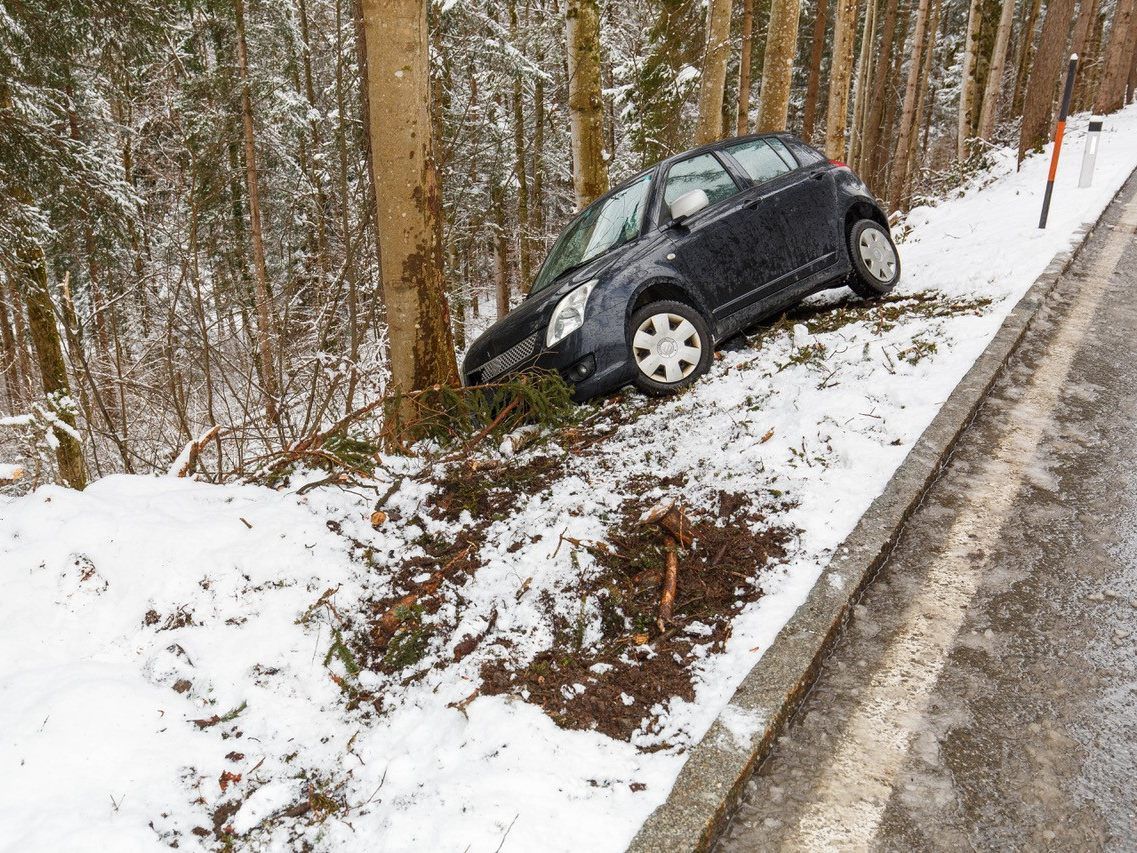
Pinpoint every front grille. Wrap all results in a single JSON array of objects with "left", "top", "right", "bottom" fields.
[{"left": 470, "top": 332, "right": 539, "bottom": 384}]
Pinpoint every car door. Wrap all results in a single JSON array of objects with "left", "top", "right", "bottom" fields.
[
  {"left": 656, "top": 152, "right": 752, "bottom": 318},
  {"left": 720, "top": 137, "right": 839, "bottom": 311}
]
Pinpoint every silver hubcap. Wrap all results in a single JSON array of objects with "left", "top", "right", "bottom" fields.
[
  {"left": 859, "top": 229, "right": 897, "bottom": 282},
  {"left": 632, "top": 312, "right": 702, "bottom": 383}
]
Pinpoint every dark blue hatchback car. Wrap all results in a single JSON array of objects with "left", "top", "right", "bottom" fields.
[{"left": 462, "top": 133, "right": 899, "bottom": 400}]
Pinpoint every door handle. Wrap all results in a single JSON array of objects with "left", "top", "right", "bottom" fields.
[
  {"left": 810, "top": 170, "right": 826, "bottom": 181},
  {"left": 745, "top": 198, "right": 761, "bottom": 210}
]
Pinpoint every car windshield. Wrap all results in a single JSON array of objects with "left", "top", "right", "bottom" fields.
[{"left": 530, "top": 173, "right": 652, "bottom": 294}]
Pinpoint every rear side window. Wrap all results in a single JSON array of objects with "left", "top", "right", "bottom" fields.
[
  {"left": 765, "top": 137, "right": 798, "bottom": 169},
  {"left": 724, "top": 139, "right": 793, "bottom": 184},
  {"left": 783, "top": 137, "right": 826, "bottom": 166},
  {"left": 663, "top": 153, "right": 740, "bottom": 212}
]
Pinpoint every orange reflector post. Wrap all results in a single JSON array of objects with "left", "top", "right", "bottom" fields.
[{"left": 1039, "top": 54, "right": 1079, "bottom": 229}]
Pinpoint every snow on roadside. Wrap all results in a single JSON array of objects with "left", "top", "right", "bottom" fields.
[{"left": 3, "top": 106, "right": 1136, "bottom": 852}]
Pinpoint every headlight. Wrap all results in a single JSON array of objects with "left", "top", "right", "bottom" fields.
[{"left": 546, "top": 279, "right": 597, "bottom": 347}]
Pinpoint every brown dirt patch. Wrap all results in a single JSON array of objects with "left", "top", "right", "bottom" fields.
[{"left": 480, "top": 491, "right": 794, "bottom": 742}]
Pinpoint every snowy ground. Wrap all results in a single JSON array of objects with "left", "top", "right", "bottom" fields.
[{"left": 3, "top": 107, "right": 1137, "bottom": 853}]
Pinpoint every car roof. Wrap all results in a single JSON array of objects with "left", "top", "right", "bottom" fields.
[
  {"left": 656, "top": 131, "right": 803, "bottom": 170},
  {"left": 596, "top": 132, "right": 807, "bottom": 202}
]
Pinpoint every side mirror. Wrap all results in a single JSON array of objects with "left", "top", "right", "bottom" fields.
[{"left": 668, "top": 188, "right": 710, "bottom": 224}]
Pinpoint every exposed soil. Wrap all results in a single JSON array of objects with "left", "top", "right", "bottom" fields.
[
  {"left": 776, "top": 291, "right": 993, "bottom": 336},
  {"left": 480, "top": 491, "right": 794, "bottom": 742}
]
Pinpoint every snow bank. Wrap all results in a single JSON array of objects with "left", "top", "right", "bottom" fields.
[{"left": 3, "top": 106, "right": 1137, "bottom": 852}]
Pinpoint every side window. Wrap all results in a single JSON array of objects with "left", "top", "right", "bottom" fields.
[
  {"left": 663, "top": 153, "right": 740, "bottom": 214},
  {"left": 765, "top": 137, "right": 798, "bottom": 170},
  {"left": 724, "top": 139, "right": 793, "bottom": 185},
  {"left": 783, "top": 137, "right": 826, "bottom": 166}
]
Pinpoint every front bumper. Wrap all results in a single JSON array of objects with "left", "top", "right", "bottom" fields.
[{"left": 462, "top": 303, "right": 634, "bottom": 401}]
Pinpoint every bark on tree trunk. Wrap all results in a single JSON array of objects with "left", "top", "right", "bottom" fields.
[
  {"left": 234, "top": 0, "right": 281, "bottom": 422},
  {"left": 360, "top": 0, "right": 460, "bottom": 399},
  {"left": 801, "top": 0, "right": 829, "bottom": 142},
  {"left": 886, "top": 0, "right": 931, "bottom": 209},
  {"left": 824, "top": 0, "right": 859, "bottom": 159},
  {"left": 861, "top": 0, "right": 899, "bottom": 184},
  {"left": 737, "top": 0, "right": 755, "bottom": 134},
  {"left": 16, "top": 246, "right": 88, "bottom": 489},
  {"left": 510, "top": 0, "right": 533, "bottom": 288},
  {"left": 1010, "top": 0, "right": 1043, "bottom": 118},
  {"left": 757, "top": 0, "right": 802, "bottom": 131},
  {"left": 0, "top": 283, "right": 22, "bottom": 405},
  {"left": 975, "top": 0, "right": 1016, "bottom": 143},
  {"left": 1128, "top": 39, "right": 1137, "bottom": 103},
  {"left": 957, "top": 0, "right": 983, "bottom": 159},
  {"left": 1017, "top": 0, "right": 1078, "bottom": 164},
  {"left": 694, "top": 0, "right": 734, "bottom": 144},
  {"left": 1072, "top": 6, "right": 1101, "bottom": 110},
  {"left": 848, "top": 0, "right": 877, "bottom": 168},
  {"left": 1095, "top": 0, "right": 1137, "bottom": 114},
  {"left": 566, "top": 0, "right": 609, "bottom": 208}
]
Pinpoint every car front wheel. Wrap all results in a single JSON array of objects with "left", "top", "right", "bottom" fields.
[
  {"left": 628, "top": 300, "right": 712, "bottom": 396},
  {"left": 847, "top": 219, "right": 900, "bottom": 298}
]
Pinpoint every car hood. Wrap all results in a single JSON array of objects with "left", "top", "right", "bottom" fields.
[{"left": 463, "top": 250, "right": 623, "bottom": 371}]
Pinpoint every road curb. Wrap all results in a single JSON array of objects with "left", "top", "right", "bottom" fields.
[{"left": 627, "top": 172, "right": 1135, "bottom": 853}]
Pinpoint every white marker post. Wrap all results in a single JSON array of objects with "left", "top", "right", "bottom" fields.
[{"left": 1079, "top": 116, "right": 1103, "bottom": 188}]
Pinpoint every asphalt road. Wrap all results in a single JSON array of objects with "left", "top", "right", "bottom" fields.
[{"left": 717, "top": 177, "right": 1137, "bottom": 852}]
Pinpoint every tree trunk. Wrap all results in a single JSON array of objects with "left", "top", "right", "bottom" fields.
[
  {"left": 1128, "top": 38, "right": 1137, "bottom": 103},
  {"left": 566, "top": 0, "right": 609, "bottom": 208},
  {"left": 1095, "top": 0, "right": 1137, "bottom": 114},
  {"left": 1010, "top": 0, "right": 1043, "bottom": 118},
  {"left": 957, "top": 0, "right": 983, "bottom": 159},
  {"left": 905, "top": 0, "right": 940, "bottom": 204},
  {"left": 334, "top": 0, "right": 362, "bottom": 411},
  {"left": 737, "top": 0, "right": 755, "bottom": 134},
  {"left": 849, "top": 0, "right": 877, "bottom": 168},
  {"left": 360, "top": 0, "right": 459, "bottom": 398},
  {"left": 533, "top": 59, "right": 547, "bottom": 251},
  {"left": 16, "top": 246, "right": 88, "bottom": 489},
  {"left": 510, "top": 0, "right": 532, "bottom": 287},
  {"left": 975, "top": 0, "right": 1016, "bottom": 143},
  {"left": 757, "top": 0, "right": 802, "bottom": 131},
  {"left": 886, "top": 0, "right": 931, "bottom": 208},
  {"left": 823, "top": 0, "right": 859, "bottom": 159},
  {"left": 801, "top": 0, "right": 829, "bottom": 142},
  {"left": 862, "top": 0, "right": 900, "bottom": 184},
  {"left": 0, "top": 283, "right": 23, "bottom": 405},
  {"left": 1017, "top": 0, "right": 1078, "bottom": 164},
  {"left": 296, "top": 0, "right": 331, "bottom": 287},
  {"left": 234, "top": 0, "right": 281, "bottom": 422},
  {"left": 694, "top": 0, "right": 734, "bottom": 144},
  {"left": 1075, "top": 4, "right": 1105, "bottom": 111},
  {"left": 493, "top": 189, "right": 511, "bottom": 320}
]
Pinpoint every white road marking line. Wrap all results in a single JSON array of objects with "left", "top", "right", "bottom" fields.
[{"left": 788, "top": 200, "right": 1137, "bottom": 852}]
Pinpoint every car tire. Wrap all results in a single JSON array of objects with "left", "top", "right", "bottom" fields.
[
  {"left": 847, "top": 219, "right": 901, "bottom": 298},
  {"left": 628, "top": 300, "right": 713, "bottom": 396}
]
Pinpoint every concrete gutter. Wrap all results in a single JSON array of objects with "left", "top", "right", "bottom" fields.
[{"left": 627, "top": 171, "right": 1136, "bottom": 853}]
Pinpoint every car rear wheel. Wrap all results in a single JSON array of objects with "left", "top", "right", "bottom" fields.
[
  {"left": 628, "top": 300, "right": 712, "bottom": 396},
  {"left": 847, "top": 219, "right": 900, "bottom": 298}
]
